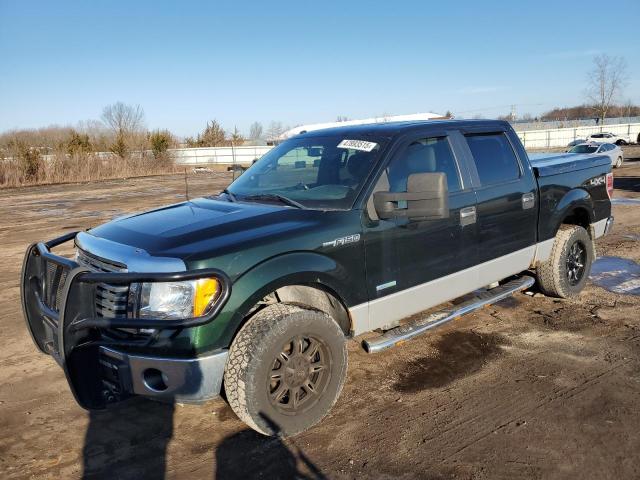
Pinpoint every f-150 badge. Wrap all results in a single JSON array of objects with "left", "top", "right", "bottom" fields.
[{"left": 323, "top": 234, "right": 361, "bottom": 248}]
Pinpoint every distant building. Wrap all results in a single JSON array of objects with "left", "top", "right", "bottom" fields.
[{"left": 278, "top": 112, "right": 445, "bottom": 141}]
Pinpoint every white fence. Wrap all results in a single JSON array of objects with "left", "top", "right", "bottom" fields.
[
  {"left": 171, "top": 145, "right": 272, "bottom": 165},
  {"left": 517, "top": 122, "right": 640, "bottom": 149}
]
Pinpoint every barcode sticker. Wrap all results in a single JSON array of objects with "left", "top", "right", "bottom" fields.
[{"left": 337, "top": 139, "right": 378, "bottom": 152}]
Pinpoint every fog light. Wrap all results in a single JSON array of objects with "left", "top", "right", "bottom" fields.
[{"left": 143, "top": 368, "right": 169, "bottom": 392}]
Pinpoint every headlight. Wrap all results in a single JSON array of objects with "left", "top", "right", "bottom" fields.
[{"left": 137, "top": 277, "right": 221, "bottom": 320}]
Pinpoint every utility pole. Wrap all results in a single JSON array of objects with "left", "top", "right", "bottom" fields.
[{"left": 510, "top": 104, "right": 516, "bottom": 122}]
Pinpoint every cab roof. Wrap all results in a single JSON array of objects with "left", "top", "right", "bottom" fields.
[{"left": 297, "top": 119, "right": 512, "bottom": 139}]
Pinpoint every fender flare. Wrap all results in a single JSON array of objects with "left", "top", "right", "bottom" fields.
[
  {"left": 211, "top": 252, "right": 357, "bottom": 349},
  {"left": 547, "top": 188, "right": 595, "bottom": 238}
]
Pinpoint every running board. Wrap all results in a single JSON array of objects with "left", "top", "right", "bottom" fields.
[{"left": 362, "top": 276, "right": 535, "bottom": 353}]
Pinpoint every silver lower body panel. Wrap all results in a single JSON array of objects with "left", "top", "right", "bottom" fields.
[
  {"left": 363, "top": 276, "right": 535, "bottom": 353},
  {"left": 100, "top": 347, "right": 228, "bottom": 403}
]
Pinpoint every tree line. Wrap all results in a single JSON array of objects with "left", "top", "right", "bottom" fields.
[{"left": 0, "top": 103, "right": 291, "bottom": 186}]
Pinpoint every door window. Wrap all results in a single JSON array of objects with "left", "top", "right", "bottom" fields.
[
  {"left": 465, "top": 133, "right": 521, "bottom": 186},
  {"left": 386, "top": 137, "right": 462, "bottom": 193}
]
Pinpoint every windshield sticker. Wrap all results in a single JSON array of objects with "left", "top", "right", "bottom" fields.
[{"left": 337, "top": 139, "right": 378, "bottom": 152}]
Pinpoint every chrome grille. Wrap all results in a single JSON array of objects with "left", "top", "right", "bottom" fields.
[{"left": 76, "top": 249, "right": 128, "bottom": 319}]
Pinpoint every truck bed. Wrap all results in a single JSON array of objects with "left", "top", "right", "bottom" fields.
[
  {"left": 528, "top": 152, "right": 611, "bottom": 177},
  {"left": 529, "top": 152, "right": 612, "bottom": 242}
]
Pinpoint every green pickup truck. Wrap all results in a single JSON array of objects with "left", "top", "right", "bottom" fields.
[{"left": 22, "top": 119, "right": 613, "bottom": 436}]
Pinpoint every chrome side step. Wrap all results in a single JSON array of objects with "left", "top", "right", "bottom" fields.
[{"left": 363, "top": 276, "right": 535, "bottom": 353}]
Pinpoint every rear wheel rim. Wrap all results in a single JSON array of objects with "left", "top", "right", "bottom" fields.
[
  {"left": 566, "top": 240, "right": 587, "bottom": 286},
  {"left": 268, "top": 335, "right": 331, "bottom": 415}
]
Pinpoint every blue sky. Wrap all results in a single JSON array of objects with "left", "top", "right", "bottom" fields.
[{"left": 1, "top": 0, "right": 639, "bottom": 137}]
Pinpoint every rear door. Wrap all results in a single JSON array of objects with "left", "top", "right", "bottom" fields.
[{"left": 460, "top": 127, "right": 538, "bottom": 282}]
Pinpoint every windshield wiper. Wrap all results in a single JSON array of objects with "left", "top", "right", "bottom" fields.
[
  {"left": 222, "top": 188, "right": 237, "bottom": 202},
  {"left": 240, "top": 193, "right": 306, "bottom": 209}
]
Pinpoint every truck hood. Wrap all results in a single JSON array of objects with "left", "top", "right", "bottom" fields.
[{"left": 87, "top": 197, "right": 325, "bottom": 263}]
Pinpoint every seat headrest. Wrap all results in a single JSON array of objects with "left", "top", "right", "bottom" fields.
[{"left": 347, "top": 153, "right": 371, "bottom": 180}]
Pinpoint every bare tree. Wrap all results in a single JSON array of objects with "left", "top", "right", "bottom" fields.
[
  {"left": 248, "top": 122, "right": 263, "bottom": 141},
  {"left": 101, "top": 102, "right": 145, "bottom": 158},
  {"left": 265, "top": 121, "right": 284, "bottom": 142},
  {"left": 101, "top": 102, "right": 145, "bottom": 136},
  {"left": 585, "top": 54, "right": 628, "bottom": 123},
  {"left": 336, "top": 115, "right": 350, "bottom": 122}
]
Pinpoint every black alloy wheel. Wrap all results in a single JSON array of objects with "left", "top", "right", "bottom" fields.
[{"left": 565, "top": 240, "right": 587, "bottom": 286}]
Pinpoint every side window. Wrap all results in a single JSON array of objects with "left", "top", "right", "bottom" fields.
[
  {"left": 465, "top": 133, "right": 521, "bottom": 185},
  {"left": 386, "top": 136, "right": 461, "bottom": 193}
]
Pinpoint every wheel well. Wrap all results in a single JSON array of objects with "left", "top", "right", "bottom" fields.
[
  {"left": 240, "top": 284, "right": 353, "bottom": 337},
  {"left": 561, "top": 208, "right": 591, "bottom": 236},
  {"left": 274, "top": 285, "right": 352, "bottom": 336}
]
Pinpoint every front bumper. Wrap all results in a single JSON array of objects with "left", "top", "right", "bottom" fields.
[
  {"left": 20, "top": 232, "right": 231, "bottom": 409},
  {"left": 100, "top": 347, "right": 228, "bottom": 404}
]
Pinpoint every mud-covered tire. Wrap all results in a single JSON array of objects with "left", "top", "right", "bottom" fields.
[
  {"left": 224, "top": 303, "right": 347, "bottom": 437},
  {"left": 536, "top": 225, "right": 594, "bottom": 298}
]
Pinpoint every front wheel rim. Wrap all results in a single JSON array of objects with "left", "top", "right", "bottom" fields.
[
  {"left": 566, "top": 241, "right": 587, "bottom": 286},
  {"left": 267, "top": 335, "right": 332, "bottom": 415}
]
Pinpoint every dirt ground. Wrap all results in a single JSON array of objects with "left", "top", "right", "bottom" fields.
[{"left": 1, "top": 149, "right": 639, "bottom": 480}]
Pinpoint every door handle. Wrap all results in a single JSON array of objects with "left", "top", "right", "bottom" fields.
[
  {"left": 460, "top": 206, "right": 476, "bottom": 226},
  {"left": 522, "top": 192, "right": 535, "bottom": 210}
]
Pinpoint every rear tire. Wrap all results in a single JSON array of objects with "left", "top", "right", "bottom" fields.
[
  {"left": 615, "top": 157, "right": 623, "bottom": 168},
  {"left": 224, "top": 303, "right": 347, "bottom": 437},
  {"left": 536, "top": 225, "right": 594, "bottom": 298}
]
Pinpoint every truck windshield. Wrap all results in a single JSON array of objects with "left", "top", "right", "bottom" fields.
[
  {"left": 227, "top": 135, "right": 387, "bottom": 209},
  {"left": 569, "top": 145, "right": 598, "bottom": 154}
]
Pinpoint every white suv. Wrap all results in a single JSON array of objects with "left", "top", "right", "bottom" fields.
[{"left": 586, "top": 132, "right": 630, "bottom": 145}]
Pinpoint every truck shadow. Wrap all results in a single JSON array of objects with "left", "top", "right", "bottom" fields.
[
  {"left": 80, "top": 400, "right": 324, "bottom": 479},
  {"left": 214, "top": 412, "right": 326, "bottom": 479},
  {"left": 81, "top": 399, "right": 174, "bottom": 479}
]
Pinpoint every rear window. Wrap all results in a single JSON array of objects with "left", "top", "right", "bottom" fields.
[
  {"left": 465, "top": 133, "right": 521, "bottom": 185},
  {"left": 569, "top": 145, "right": 598, "bottom": 154}
]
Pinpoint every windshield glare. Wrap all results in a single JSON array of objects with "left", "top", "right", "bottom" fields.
[
  {"left": 569, "top": 145, "right": 598, "bottom": 154},
  {"left": 227, "top": 135, "right": 386, "bottom": 209}
]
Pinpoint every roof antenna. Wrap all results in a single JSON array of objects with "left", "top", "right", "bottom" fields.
[{"left": 184, "top": 167, "right": 190, "bottom": 202}]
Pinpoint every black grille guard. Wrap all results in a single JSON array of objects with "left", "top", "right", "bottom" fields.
[{"left": 20, "top": 231, "right": 231, "bottom": 409}]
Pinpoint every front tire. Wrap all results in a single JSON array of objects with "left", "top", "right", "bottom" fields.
[
  {"left": 224, "top": 303, "right": 348, "bottom": 437},
  {"left": 615, "top": 156, "right": 623, "bottom": 168},
  {"left": 536, "top": 225, "right": 594, "bottom": 298}
]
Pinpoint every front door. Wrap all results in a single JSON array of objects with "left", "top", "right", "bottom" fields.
[{"left": 362, "top": 130, "right": 478, "bottom": 331}]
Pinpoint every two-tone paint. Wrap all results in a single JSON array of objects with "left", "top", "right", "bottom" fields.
[{"left": 22, "top": 119, "right": 613, "bottom": 408}]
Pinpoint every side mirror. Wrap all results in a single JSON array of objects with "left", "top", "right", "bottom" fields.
[{"left": 373, "top": 172, "right": 449, "bottom": 220}]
